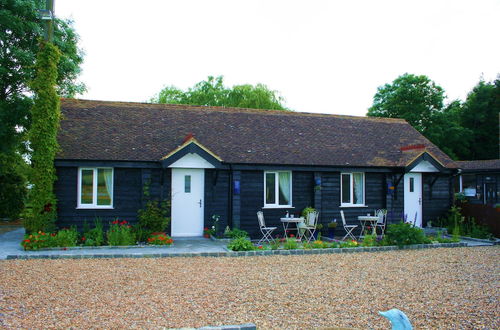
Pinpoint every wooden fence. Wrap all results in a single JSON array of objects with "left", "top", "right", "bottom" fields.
[{"left": 460, "top": 203, "right": 500, "bottom": 238}]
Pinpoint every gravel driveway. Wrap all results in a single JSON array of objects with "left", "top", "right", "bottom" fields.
[{"left": 0, "top": 246, "right": 498, "bottom": 329}]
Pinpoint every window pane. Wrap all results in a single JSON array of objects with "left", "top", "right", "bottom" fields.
[
  {"left": 278, "top": 172, "right": 291, "bottom": 205},
  {"left": 353, "top": 173, "right": 364, "bottom": 204},
  {"left": 462, "top": 174, "right": 476, "bottom": 196},
  {"left": 97, "top": 169, "right": 112, "bottom": 205},
  {"left": 185, "top": 175, "right": 191, "bottom": 193},
  {"left": 81, "top": 170, "right": 94, "bottom": 204},
  {"left": 265, "top": 173, "right": 276, "bottom": 204},
  {"left": 409, "top": 177, "right": 414, "bottom": 192},
  {"left": 341, "top": 174, "right": 351, "bottom": 204}
]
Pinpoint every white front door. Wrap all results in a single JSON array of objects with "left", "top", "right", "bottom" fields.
[
  {"left": 171, "top": 168, "right": 204, "bottom": 237},
  {"left": 404, "top": 173, "right": 422, "bottom": 227}
]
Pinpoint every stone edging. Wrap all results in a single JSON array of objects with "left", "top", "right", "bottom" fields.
[
  {"left": 5, "top": 242, "right": 467, "bottom": 260},
  {"left": 456, "top": 236, "right": 500, "bottom": 245},
  {"left": 35, "top": 244, "right": 174, "bottom": 251}
]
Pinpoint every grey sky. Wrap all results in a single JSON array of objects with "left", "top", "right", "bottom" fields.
[{"left": 57, "top": 0, "right": 500, "bottom": 116}]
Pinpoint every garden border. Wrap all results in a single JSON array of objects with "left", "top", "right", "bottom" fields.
[
  {"left": 33, "top": 244, "right": 174, "bottom": 251},
  {"left": 6, "top": 242, "right": 467, "bottom": 260}
]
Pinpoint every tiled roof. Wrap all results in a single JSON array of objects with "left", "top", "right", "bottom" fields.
[
  {"left": 456, "top": 159, "right": 500, "bottom": 171},
  {"left": 57, "top": 99, "right": 457, "bottom": 168}
]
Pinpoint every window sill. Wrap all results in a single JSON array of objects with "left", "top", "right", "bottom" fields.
[
  {"left": 76, "top": 206, "right": 114, "bottom": 210},
  {"left": 262, "top": 206, "right": 295, "bottom": 209},
  {"left": 339, "top": 204, "right": 367, "bottom": 208}
]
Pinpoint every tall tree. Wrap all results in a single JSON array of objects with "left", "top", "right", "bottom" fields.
[
  {"left": 424, "top": 100, "right": 472, "bottom": 160},
  {"left": 151, "top": 76, "right": 288, "bottom": 110},
  {"left": 0, "top": 0, "right": 85, "bottom": 152},
  {"left": 459, "top": 78, "right": 500, "bottom": 160},
  {"left": 367, "top": 73, "right": 445, "bottom": 135},
  {"left": 0, "top": 0, "right": 84, "bottom": 220},
  {"left": 23, "top": 40, "right": 61, "bottom": 233}
]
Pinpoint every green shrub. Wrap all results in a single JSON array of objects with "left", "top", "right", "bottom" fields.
[
  {"left": 82, "top": 218, "right": 104, "bottom": 246},
  {"left": 54, "top": 227, "right": 78, "bottom": 247},
  {"left": 361, "top": 234, "right": 377, "bottom": 247},
  {"left": 137, "top": 200, "right": 170, "bottom": 232},
  {"left": 340, "top": 240, "right": 359, "bottom": 248},
  {"left": 0, "top": 154, "right": 27, "bottom": 221},
  {"left": 227, "top": 237, "right": 255, "bottom": 251},
  {"left": 384, "top": 222, "right": 426, "bottom": 247},
  {"left": 283, "top": 237, "right": 299, "bottom": 250},
  {"left": 269, "top": 238, "right": 281, "bottom": 250},
  {"left": 134, "top": 226, "right": 153, "bottom": 243},
  {"left": 107, "top": 220, "right": 136, "bottom": 246},
  {"left": 224, "top": 228, "right": 249, "bottom": 239},
  {"left": 469, "top": 224, "right": 492, "bottom": 239}
]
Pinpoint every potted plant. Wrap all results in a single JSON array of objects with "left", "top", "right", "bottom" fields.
[
  {"left": 328, "top": 219, "right": 338, "bottom": 239},
  {"left": 314, "top": 223, "right": 323, "bottom": 240}
]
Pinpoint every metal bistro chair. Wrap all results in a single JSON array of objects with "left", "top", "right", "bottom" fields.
[
  {"left": 375, "top": 209, "right": 388, "bottom": 236},
  {"left": 299, "top": 211, "right": 319, "bottom": 243},
  {"left": 257, "top": 211, "right": 277, "bottom": 245},
  {"left": 340, "top": 210, "right": 358, "bottom": 241}
]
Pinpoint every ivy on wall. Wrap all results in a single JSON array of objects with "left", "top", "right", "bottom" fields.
[{"left": 24, "top": 41, "right": 61, "bottom": 233}]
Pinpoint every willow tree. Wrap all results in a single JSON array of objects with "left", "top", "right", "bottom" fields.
[{"left": 24, "top": 41, "right": 61, "bottom": 233}]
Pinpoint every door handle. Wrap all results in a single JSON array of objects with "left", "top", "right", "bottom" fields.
[
  {"left": 198, "top": 199, "right": 202, "bottom": 208},
  {"left": 418, "top": 198, "right": 422, "bottom": 205}
]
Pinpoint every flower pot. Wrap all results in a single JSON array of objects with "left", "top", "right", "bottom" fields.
[{"left": 328, "top": 227, "right": 336, "bottom": 239}]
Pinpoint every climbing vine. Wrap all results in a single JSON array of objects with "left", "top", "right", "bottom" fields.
[{"left": 24, "top": 41, "right": 61, "bottom": 233}]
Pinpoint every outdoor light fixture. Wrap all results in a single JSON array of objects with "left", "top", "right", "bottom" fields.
[
  {"left": 38, "top": 9, "right": 53, "bottom": 21},
  {"left": 233, "top": 180, "right": 240, "bottom": 195},
  {"left": 315, "top": 178, "right": 321, "bottom": 186}
]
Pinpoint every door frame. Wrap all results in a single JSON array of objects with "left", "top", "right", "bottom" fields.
[
  {"left": 170, "top": 168, "right": 205, "bottom": 237},
  {"left": 404, "top": 172, "right": 423, "bottom": 227}
]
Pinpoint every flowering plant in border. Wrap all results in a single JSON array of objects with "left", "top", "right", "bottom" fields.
[
  {"left": 107, "top": 219, "right": 136, "bottom": 246},
  {"left": 203, "top": 227, "right": 215, "bottom": 238},
  {"left": 21, "top": 231, "right": 55, "bottom": 250},
  {"left": 147, "top": 232, "right": 174, "bottom": 245}
]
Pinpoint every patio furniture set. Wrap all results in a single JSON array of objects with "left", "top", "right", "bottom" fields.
[{"left": 257, "top": 209, "right": 388, "bottom": 245}]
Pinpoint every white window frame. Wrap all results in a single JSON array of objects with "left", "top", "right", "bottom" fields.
[
  {"left": 340, "top": 172, "right": 366, "bottom": 207},
  {"left": 77, "top": 167, "right": 114, "bottom": 209},
  {"left": 263, "top": 171, "right": 293, "bottom": 208}
]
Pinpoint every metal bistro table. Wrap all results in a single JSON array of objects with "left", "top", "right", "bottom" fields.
[
  {"left": 357, "top": 215, "right": 379, "bottom": 238},
  {"left": 280, "top": 217, "right": 304, "bottom": 238}
]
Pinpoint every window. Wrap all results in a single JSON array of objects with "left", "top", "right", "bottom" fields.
[
  {"left": 461, "top": 174, "right": 476, "bottom": 197},
  {"left": 409, "top": 177, "right": 414, "bottom": 192},
  {"left": 78, "top": 168, "right": 113, "bottom": 208},
  {"left": 340, "top": 172, "right": 365, "bottom": 206},
  {"left": 264, "top": 171, "right": 292, "bottom": 207},
  {"left": 184, "top": 175, "right": 191, "bottom": 193}
]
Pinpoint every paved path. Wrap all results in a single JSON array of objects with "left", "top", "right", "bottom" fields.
[
  {"left": 0, "top": 227, "right": 495, "bottom": 260},
  {"left": 0, "top": 228, "right": 228, "bottom": 260}
]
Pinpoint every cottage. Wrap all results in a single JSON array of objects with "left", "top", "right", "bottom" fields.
[{"left": 55, "top": 99, "right": 459, "bottom": 238}]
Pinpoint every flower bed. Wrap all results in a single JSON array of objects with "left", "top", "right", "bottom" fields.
[
  {"left": 227, "top": 222, "right": 462, "bottom": 252},
  {"left": 21, "top": 219, "right": 174, "bottom": 251}
]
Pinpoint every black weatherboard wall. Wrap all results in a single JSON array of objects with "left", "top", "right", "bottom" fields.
[
  {"left": 320, "top": 172, "right": 387, "bottom": 237},
  {"left": 422, "top": 174, "right": 453, "bottom": 226},
  {"left": 54, "top": 166, "right": 169, "bottom": 230},
  {"left": 238, "top": 170, "right": 314, "bottom": 238},
  {"left": 204, "top": 169, "right": 230, "bottom": 233}
]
